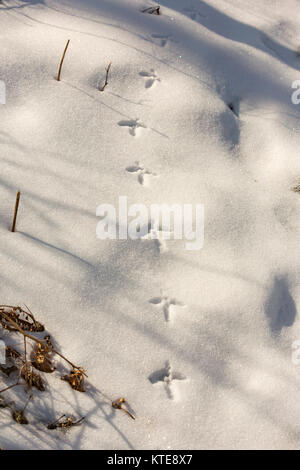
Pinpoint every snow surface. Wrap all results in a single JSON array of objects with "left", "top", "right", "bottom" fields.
[{"left": 1, "top": 0, "right": 300, "bottom": 450}]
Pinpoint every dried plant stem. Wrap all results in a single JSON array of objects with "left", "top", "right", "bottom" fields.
[
  {"left": 57, "top": 40, "right": 70, "bottom": 81},
  {"left": 0, "top": 382, "right": 20, "bottom": 394},
  {"left": 22, "top": 392, "right": 33, "bottom": 413},
  {"left": 120, "top": 408, "right": 135, "bottom": 420},
  {"left": 11, "top": 191, "right": 20, "bottom": 233},
  {"left": 0, "top": 310, "right": 86, "bottom": 375},
  {"left": 74, "top": 417, "right": 85, "bottom": 425},
  {"left": 100, "top": 62, "right": 112, "bottom": 91},
  {"left": 53, "top": 349, "right": 87, "bottom": 376},
  {"left": 23, "top": 336, "right": 28, "bottom": 382},
  {"left": 0, "top": 311, "right": 44, "bottom": 345},
  {"left": 112, "top": 398, "right": 135, "bottom": 420},
  {"left": 52, "top": 414, "right": 66, "bottom": 426}
]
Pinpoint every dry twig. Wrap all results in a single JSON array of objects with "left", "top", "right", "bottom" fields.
[
  {"left": 47, "top": 414, "right": 85, "bottom": 430},
  {"left": 141, "top": 6, "right": 160, "bottom": 15},
  {"left": 11, "top": 191, "right": 20, "bottom": 233},
  {"left": 100, "top": 62, "right": 112, "bottom": 92},
  {"left": 112, "top": 398, "right": 135, "bottom": 420},
  {"left": 57, "top": 39, "right": 70, "bottom": 81}
]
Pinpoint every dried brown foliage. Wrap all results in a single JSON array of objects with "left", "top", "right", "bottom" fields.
[
  {"left": 13, "top": 409, "right": 28, "bottom": 425},
  {"left": 31, "top": 340, "right": 55, "bottom": 374},
  {"left": 61, "top": 368, "right": 86, "bottom": 392},
  {"left": 21, "top": 367, "right": 45, "bottom": 392},
  {"left": 47, "top": 414, "right": 85, "bottom": 430},
  {"left": 112, "top": 398, "right": 135, "bottom": 420},
  {"left": 0, "top": 305, "right": 86, "bottom": 428},
  {"left": 0, "top": 306, "right": 44, "bottom": 333},
  {"left": 0, "top": 304, "right": 134, "bottom": 442}
]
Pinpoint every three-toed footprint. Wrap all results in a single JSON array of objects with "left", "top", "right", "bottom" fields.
[
  {"left": 149, "top": 294, "right": 186, "bottom": 321},
  {"left": 148, "top": 361, "right": 186, "bottom": 400},
  {"left": 151, "top": 33, "right": 176, "bottom": 47},
  {"left": 125, "top": 161, "right": 157, "bottom": 186},
  {"left": 142, "top": 225, "right": 173, "bottom": 253},
  {"left": 183, "top": 6, "right": 206, "bottom": 21},
  {"left": 139, "top": 69, "right": 161, "bottom": 89},
  {"left": 118, "top": 119, "right": 146, "bottom": 137}
]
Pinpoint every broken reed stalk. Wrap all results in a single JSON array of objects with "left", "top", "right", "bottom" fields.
[
  {"left": 100, "top": 62, "right": 112, "bottom": 92},
  {"left": 11, "top": 191, "right": 20, "bottom": 233},
  {"left": 57, "top": 39, "right": 70, "bottom": 82}
]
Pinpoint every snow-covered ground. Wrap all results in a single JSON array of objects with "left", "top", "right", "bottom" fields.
[{"left": 1, "top": 0, "right": 300, "bottom": 450}]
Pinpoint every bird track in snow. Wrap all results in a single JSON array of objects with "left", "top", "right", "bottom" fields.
[
  {"left": 125, "top": 161, "right": 157, "bottom": 186},
  {"left": 149, "top": 294, "right": 186, "bottom": 322},
  {"left": 139, "top": 69, "right": 161, "bottom": 88},
  {"left": 148, "top": 361, "right": 186, "bottom": 400},
  {"left": 151, "top": 33, "right": 177, "bottom": 47},
  {"left": 118, "top": 119, "right": 147, "bottom": 137},
  {"left": 182, "top": 7, "right": 206, "bottom": 21},
  {"left": 142, "top": 226, "right": 173, "bottom": 253}
]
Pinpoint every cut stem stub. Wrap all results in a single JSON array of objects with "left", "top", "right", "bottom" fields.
[
  {"left": 11, "top": 191, "right": 20, "bottom": 233},
  {"left": 57, "top": 40, "right": 70, "bottom": 82}
]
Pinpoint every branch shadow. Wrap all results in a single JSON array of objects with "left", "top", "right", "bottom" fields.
[{"left": 158, "top": 0, "right": 300, "bottom": 70}]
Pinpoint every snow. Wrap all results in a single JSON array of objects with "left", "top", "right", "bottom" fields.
[{"left": 1, "top": 0, "right": 300, "bottom": 450}]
